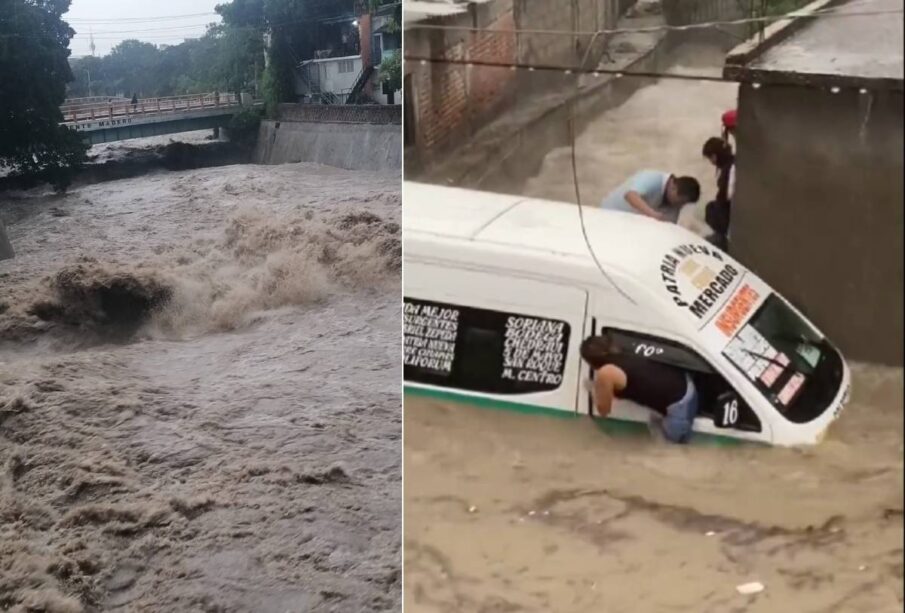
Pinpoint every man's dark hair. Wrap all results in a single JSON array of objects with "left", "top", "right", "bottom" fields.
[
  {"left": 702, "top": 137, "right": 731, "bottom": 160},
  {"left": 580, "top": 334, "right": 620, "bottom": 370},
  {"left": 674, "top": 176, "right": 700, "bottom": 203}
]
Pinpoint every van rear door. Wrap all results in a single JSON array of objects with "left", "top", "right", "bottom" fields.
[{"left": 404, "top": 261, "right": 588, "bottom": 415}]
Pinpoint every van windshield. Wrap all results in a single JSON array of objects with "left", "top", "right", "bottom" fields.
[{"left": 722, "top": 294, "right": 844, "bottom": 423}]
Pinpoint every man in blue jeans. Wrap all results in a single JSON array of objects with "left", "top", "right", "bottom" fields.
[
  {"left": 599, "top": 170, "right": 700, "bottom": 224},
  {"left": 580, "top": 335, "right": 698, "bottom": 444}
]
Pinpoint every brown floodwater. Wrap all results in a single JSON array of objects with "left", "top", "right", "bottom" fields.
[{"left": 1, "top": 160, "right": 401, "bottom": 612}]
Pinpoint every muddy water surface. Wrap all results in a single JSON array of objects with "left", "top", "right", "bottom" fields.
[
  {"left": 404, "top": 364, "right": 903, "bottom": 612},
  {"left": 1, "top": 161, "right": 400, "bottom": 612}
]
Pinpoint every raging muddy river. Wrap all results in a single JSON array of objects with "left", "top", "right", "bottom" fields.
[
  {"left": 1, "top": 155, "right": 400, "bottom": 611},
  {"left": 404, "top": 43, "right": 904, "bottom": 612}
]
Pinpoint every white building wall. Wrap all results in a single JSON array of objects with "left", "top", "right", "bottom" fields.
[{"left": 314, "top": 55, "right": 362, "bottom": 95}]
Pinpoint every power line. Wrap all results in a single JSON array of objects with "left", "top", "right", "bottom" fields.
[
  {"left": 73, "top": 23, "right": 218, "bottom": 35},
  {"left": 405, "top": 55, "right": 737, "bottom": 84},
  {"left": 406, "top": 5, "right": 902, "bottom": 36},
  {"left": 403, "top": 55, "right": 895, "bottom": 92},
  {"left": 63, "top": 12, "right": 219, "bottom": 23}
]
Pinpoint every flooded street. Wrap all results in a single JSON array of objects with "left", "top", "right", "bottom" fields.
[
  {"left": 522, "top": 42, "right": 740, "bottom": 235},
  {"left": 1, "top": 159, "right": 400, "bottom": 611},
  {"left": 404, "top": 42, "right": 904, "bottom": 613},
  {"left": 404, "top": 364, "right": 903, "bottom": 612}
]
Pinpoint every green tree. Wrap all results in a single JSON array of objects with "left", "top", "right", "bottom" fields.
[
  {"left": 104, "top": 40, "right": 160, "bottom": 96},
  {"left": 378, "top": 49, "right": 401, "bottom": 96},
  {"left": 0, "top": 0, "right": 87, "bottom": 190},
  {"left": 217, "top": 0, "right": 357, "bottom": 115}
]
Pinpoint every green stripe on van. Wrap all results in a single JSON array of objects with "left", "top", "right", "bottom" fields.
[{"left": 404, "top": 385, "right": 750, "bottom": 447}]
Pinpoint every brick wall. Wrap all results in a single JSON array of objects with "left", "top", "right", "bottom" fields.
[
  {"left": 468, "top": 9, "right": 516, "bottom": 113},
  {"left": 276, "top": 103, "right": 401, "bottom": 124},
  {"left": 407, "top": 0, "right": 624, "bottom": 160},
  {"left": 408, "top": 1, "right": 518, "bottom": 154}
]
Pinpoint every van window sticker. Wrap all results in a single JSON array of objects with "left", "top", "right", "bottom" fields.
[{"left": 404, "top": 297, "right": 570, "bottom": 395}]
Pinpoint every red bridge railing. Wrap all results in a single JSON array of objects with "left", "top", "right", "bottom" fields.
[{"left": 61, "top": 92, "right": 242, "bottom": 125}]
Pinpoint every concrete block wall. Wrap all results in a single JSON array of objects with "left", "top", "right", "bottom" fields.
[
  {"left": 732, "top": 84, "right": 904, "bottom": 365},
  {"left": 515, "top": 0, "right": 577, "bottom": 67},
  {"left": 276, "top": 103, "right": 401, "bottom": 124},
  {"left": 661, "top": 0, "right": 750, "bottom": 40}
]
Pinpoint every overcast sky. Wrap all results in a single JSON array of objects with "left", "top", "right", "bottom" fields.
[{"left": 65, "top": 0, "right": 223, "bottom": 57}]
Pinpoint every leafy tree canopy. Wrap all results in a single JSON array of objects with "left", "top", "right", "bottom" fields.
[{"left": 0, "top": 0, "right": 87, "bottom": 190}]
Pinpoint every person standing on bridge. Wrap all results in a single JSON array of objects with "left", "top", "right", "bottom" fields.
[
  {"left": 131, "top": 93, "right": 138, "bottom": 112},
  {"left": 580, "top": 334, "right": 700, "bottom": 444},
  {"left": 598, "top": 170, "right": 700, "bottom": 224}
]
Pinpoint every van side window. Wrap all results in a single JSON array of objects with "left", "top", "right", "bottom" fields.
[
  {"left": 600, "top": 328, "right": 762, "bottom": 433},
  {"left": 405, "top": 298, "right": 570, "bottom": 395},
  {"left": 602, "top": 328, "right": 714, "bottom": 373}
]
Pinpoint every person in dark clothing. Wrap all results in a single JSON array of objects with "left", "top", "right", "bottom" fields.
[
  {"left": 580, "top": 334, "right": 699, "bottom": 444},
  {"left": 131, "top": 93, "right": 138, "bottom": 111},
  {"left": 701, "top": 136, "right": 735, "bottom": 252}
]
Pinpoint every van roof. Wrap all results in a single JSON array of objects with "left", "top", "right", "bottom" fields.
[{"left": 404, "top": 181, "right": 704, "bottom": 278}]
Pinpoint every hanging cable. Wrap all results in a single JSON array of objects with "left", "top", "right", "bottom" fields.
[
  {"left": 403, "top": 55, "right": 897, "bottom": 90},
  {"left": 568, "top": 112, "right": 638, "bottom": 306}
]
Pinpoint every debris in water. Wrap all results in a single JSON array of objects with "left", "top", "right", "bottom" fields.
[
  {"left": 736, "top": 582, "right": 765, "bottom": 595},
  {"left": 468, "top": 505, "right": 478, "bottom": 513},
  {"left": 706, "top": 531, "right": 717, "bottom": 537}
]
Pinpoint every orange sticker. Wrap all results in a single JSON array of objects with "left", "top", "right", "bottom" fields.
[{"left": 716, "top": 284, "right": 760, "bottom": 337}]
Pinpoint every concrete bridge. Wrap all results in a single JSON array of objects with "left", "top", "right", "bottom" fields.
[{"left": 61, "top": 93, "right": 263, "bottom": 145}]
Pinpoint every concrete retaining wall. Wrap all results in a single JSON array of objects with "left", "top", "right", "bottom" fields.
[{"left": 254, "top": 120, "right": 401, "bottom": 171}]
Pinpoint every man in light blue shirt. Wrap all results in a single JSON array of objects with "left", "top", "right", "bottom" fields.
[{"left": 599, "top": 170, "right": 700, "bottom": 223}]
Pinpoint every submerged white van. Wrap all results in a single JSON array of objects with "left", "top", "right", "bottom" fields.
[{"left": 403, "top": 182, "right": 851, "bottom": 446}]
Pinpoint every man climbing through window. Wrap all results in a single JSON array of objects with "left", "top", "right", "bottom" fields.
[
  {"left": 599, "top": 170, "right": 700, "bottom": 224},
  {"left": 580, "top": 334, "right": 699, "bottom": 444}
]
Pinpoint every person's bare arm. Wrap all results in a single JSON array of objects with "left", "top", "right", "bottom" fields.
[
  {"left": 593, "top": 374, "right": 614, "bottom": 416},
  {"left": 593, "top": 365, "right": 627, "bottom": 417},
  {"left": 624, "top": 191, "right": 665, "bottom": 221}
]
